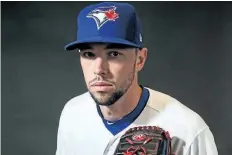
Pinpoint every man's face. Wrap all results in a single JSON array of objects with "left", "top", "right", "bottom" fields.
[{"left": 79, "top": 43, "right": 138, "bottom": 106}]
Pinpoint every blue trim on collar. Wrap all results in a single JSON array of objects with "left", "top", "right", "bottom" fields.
[{"left": 96, "top": 86, "right": 150, "bottom": 135}]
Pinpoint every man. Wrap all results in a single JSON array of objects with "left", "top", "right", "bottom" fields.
[{"left": 56, "top": 2, "right": 218, "bottom": 155}]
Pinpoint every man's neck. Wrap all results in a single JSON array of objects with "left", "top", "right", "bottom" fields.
[{"left": 99, "top": 84, "right": 142, "bottom": 122}]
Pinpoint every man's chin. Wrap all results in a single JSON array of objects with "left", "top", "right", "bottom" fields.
[
  {"left": 89, "top": 89, "right": 125, "bottom": 106},
  {"left": 91, "top": 90, "right": 111, "bottom": 96},
  {"left": 89, "top": 92, "right": 111, "bottom": 104}
]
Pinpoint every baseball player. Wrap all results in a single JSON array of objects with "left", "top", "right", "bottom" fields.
[{"left": 56, "top": 2, "right": 218, "bottom": 155}]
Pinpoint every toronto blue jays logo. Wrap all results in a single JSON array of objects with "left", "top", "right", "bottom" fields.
[{"left": 86, "top": 6, "right": 119, "bottom": 30}]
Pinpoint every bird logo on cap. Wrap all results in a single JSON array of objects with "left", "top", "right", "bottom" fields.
[{"left": 87, "top": 6, "right": 119, "bottom": 30}]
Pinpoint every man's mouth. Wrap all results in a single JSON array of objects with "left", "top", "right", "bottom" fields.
[
  {"left": 91, "top": 82, "right": 113, "bottom": 91},
  {"left": 92, "top": 82, "right": 113, "bottom": 86}
]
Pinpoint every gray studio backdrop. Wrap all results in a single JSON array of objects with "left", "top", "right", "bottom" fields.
[{"left": 2, "top": 1, "right": 232, "bottom": 155}]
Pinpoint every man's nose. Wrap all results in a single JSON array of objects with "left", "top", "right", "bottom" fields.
[{"left": 94, "top": 57, "right": 108, "bottom": 76}]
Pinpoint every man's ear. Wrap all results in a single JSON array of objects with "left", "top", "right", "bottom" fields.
[{"left": 136, "top": 48, "right": 148, "bottom": 72}]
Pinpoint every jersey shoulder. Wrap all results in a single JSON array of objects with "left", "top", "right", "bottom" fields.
[
  {"left": 60, "top": 91, "right": 95, "bottom": 117},
  {"left": 65, "top": 91, "right": 92, "bottom": 107},
  {"left": 146, "top": 87, "right": 206, "bottom": 124},
  {"left": 145, "top": 87, "right": 208, "bottom": 140}
]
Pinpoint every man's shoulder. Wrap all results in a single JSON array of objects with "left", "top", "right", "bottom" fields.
[
  {"left": 61, "top": 91, "right": 94, "bottom": 113},
  {"left": 145, "top": 87, "right": 208, "bottom": 133},
  {"left": 146, "top": 87, "right": 203, "bottom": 117},
  {"left": 141, "top": 87, "right": 218, "bottom": 155},
  {"left": 66, "top": 91, "right": 92, "bottom": 105}
]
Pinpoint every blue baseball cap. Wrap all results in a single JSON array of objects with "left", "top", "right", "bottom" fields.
[{"left": 64, "top": 2, "right": 143, "bottom": 51}]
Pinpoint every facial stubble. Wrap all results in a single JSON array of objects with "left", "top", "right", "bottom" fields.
[{"left": 89, "top": 60, "right": 137, "bottom": 106}]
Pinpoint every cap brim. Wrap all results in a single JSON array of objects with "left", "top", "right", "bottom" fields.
[{"left": 64, "top": 36, "right": 141, "bottom": 51}]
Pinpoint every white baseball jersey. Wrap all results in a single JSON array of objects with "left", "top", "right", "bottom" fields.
[{"left": 56, "top": 87, "right": 218, "bottom": 155}]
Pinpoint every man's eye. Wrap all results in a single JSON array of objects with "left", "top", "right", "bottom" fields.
[
  {"left": 108, "top": 51, "right": 121, "bottom": 57},
  {"left": 81, "top": 52, "right": 95, "bottom": 58}
]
